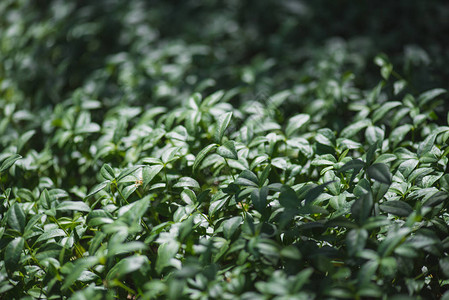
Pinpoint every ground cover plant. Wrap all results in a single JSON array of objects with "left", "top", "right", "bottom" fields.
[{"left": 1, "top": 0, "right": 449, "bottom": 299}]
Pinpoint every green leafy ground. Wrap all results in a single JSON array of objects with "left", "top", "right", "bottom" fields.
[{"left": 1, "top": 1, "right": 449, "bottom": 299}]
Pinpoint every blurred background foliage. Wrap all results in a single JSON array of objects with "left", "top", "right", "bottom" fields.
[{"left": 1, "top": 0, "right": 448, "bottom": 109}]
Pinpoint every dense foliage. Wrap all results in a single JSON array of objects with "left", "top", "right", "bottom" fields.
[{"left": 1, "top": 1, "right": 449, "bottom": 299}]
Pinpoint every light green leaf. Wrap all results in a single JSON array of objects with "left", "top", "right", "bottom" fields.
[
  {"left": 57, "top": 201, "right": 91, "bottom": 212},
  {"left": 215, "top": 112, "right": 233, "bottom": 143},
  {"left": 62, "top": 257, "right": 99, "bottom": 290},
  {"left": 85, "top": 181, "right": 109, "bottom": 198},
  {"left": 100, "top": 164, "right": 115, "bottom": 181},
  {"left": 417, "top": 134, "right": 436, "bottom": 157},
  {"left": 173, "top": 177, "right": 200, "bottom": 190},
  {"left": 0, "top": 154, "right": 22, "bottom": 173},
  {"left": 36, "top": 229, "right": 67, "bottom": 243},
  {"left": 217, "top": 140, "right": 238, "bottom": 160},
  {"left": 156, "top": 241, "right": 179, "bottom": 274},
  {"left": 285, "top": 114, "right": 310, "bottom": 137},
  {"left": 107, "top": 255, "right": 150, "bottom": 280},
  {"left": 117, "top": 166, "right": 141, "bottom": 181},
  {"left": 340, "top": 120, "right": 371, "bottom": 138},
  {"left": 418, "top": 88, "right": 446, "bottom": 107},
  {"left": 142, "top": 165, "right": 164, "bottom": 188},
  {"left": 193, "top": 144, "right": 218, "bottom": 173},
  {"left": 372, "top": 101, "right": 402, "bottom": 123},
  {"left": 222, "top": 216, "right": 242, "bottom": 239}
]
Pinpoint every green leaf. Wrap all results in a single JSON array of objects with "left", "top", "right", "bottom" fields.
[
  {"left": 340, "top": 120, "right": 371, "bottom": 138},
  {"left": 7, "top": 203, "right": 26, "bottom": 233},
  {"left": 418, "top": 88, "right": 446, "bottom": 107},
  {"left": 279, "top": 186, "right": 298, "bottom": 208},
  {"left": 378, "top": 228, "right": 410, "bottom": 257},
  {"left": 222, "top": 216, "right": 242, "bottom": 239},
  {"left": 304, "top": 181, "right": 334, "bottom": 205},
  {"left": 100, "top": 164, "right": 115, "bottom": 181},
  {"left": 117, "top": 166, "right": 141, "bottom": 181},
  {"left": 85, "top": 181, "right": 109, "bottom": 198},
  {"left": 338, "top": 159, "right": 365, "bottom": 173},
  {"left": 209, "top": 194, "right": 230, "bottom": 216},
  {"left": 440, "top": 257, "right": 449, "bottom": 278},
  {"left": 118, "top": 196, "right": 150, "bottom": 224},
  {"left": 217, "top": 140, "right": 238, "bottom": 160},
  {"left": 173, "top": 177, "right": 200, "bottom": 190},
  {"left": 390, "top": 124, "right": 413, "bottom": 146},
  {"left": 202, "top": 90, "right": 225, "bottom": 107},
  {"left": 180, "top": 189, "right": 196, "bottom": 205},
  {"left": 39, "top": 189, "right": 51, "bottom": 209},
  {"left": 423, "top": 191, "right": 447, "bottom": 207},
  {"left": 57, "top": 201, "right": 91, "bottom": 212},
  {"left": 161, "top": 147, "right": 181, "bottom": 164},
  {"left": 106, "top": 255, "right": 150, "bottom": 280},
  {"left": 188, "top": 92, "right": 202, "bottom": 110},
  {"left": 62, "top": 256, "right": 99, "bottom": 290},
  {"left": 235, "top": 170, "right": 259, "bottom": 187},
  {"left": 280, "top": 246, "right": 302, "bottom": 260},
  {"left": 417, "top": 134, "right": 436, "bottom": 157},
  {"left": 193, "top": 144, "right": 218, "bottom": 173},
  {"left": 5, "top": 237, "right": 24, "bottom": 275},
  {"left": 0, "top": 154, "right": 22, "bottom": 173},
  {"left": 351, "top": 192, "right": 373, "bottom": 224},
  {"left": 367, "top": 163, "right": 392, "bottom": 185},
  {"left": 36, "top": 229, "right": 67, "bottom": 243},
  {"left": 156, "top": 241, "right": 179, "bottom": 274},
  {"left": 251, "top": 186, "right": 268, "bottom": 213},
  {"left": 347, "top": 229, "right": 368, "bottom": 256},
  {"left": 215, "top": 112, "right": 233, "bottom": 143},
  {"left": 142, "top": 165, "right": 164, "bottom": 188},
  {"left": 379, "top": 201, "right": 413, "bottom": 217},
  {"left": 109, "top": 241, "right": 148, "bottom": 256},
  {"left": 372, "top": 101, "right": 402, "bottom": 123},
  {"left": 285, "top": 114, "right": 310, "bottom": 137}
]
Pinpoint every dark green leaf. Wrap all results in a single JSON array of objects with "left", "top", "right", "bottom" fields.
[
  {"left": 279, "top": 186, "right": 298, "bottom": 208},
  {"left": 351, "top": 193, "right": 373, "bottom": 224},
  {"left": 367, "top": 163, "right": 392, "bottom": 185},
  {"left": 379, "top": 201, "right": 413, "bottom": 217},
  {"left": 7, "top": 203, "right": 26, "bottom": 233},
  {"left": 251, "top": 186, "right": 268, "bottom": 213},
  {"left": 5, "top": 237, "right": 24, "bottom": 275},
  {"left": 347, "top": 229, "right": 368, "bottom": 256}
]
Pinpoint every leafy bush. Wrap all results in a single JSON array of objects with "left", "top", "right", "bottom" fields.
[{"left": 1, "top": 1, "right": 449, "bottom": 299}]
